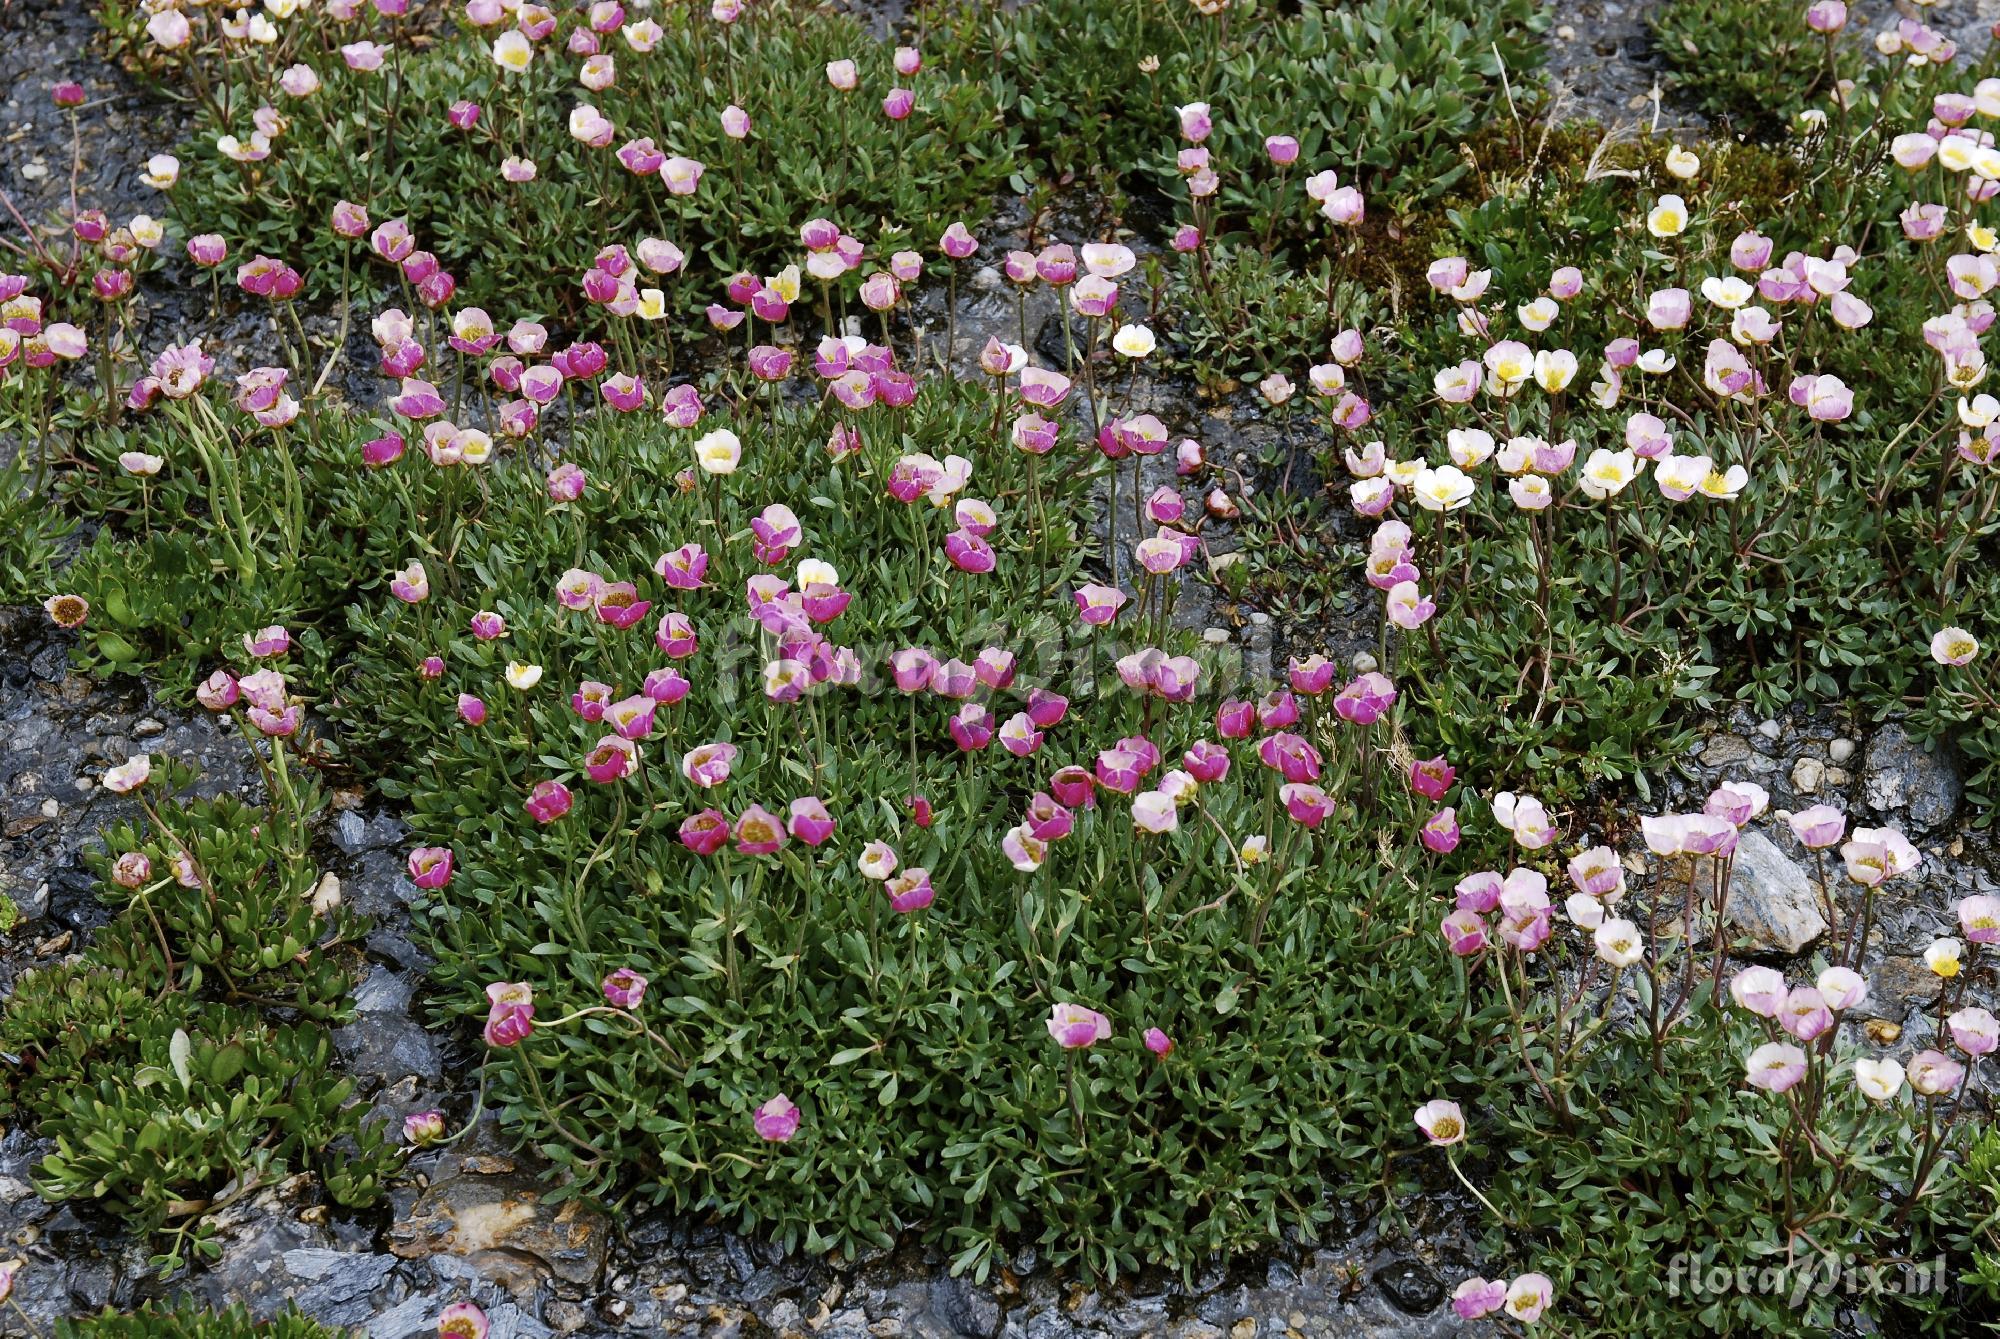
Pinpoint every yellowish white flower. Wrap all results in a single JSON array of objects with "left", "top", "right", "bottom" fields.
[
  {"left": 1925, "top": 937, "right": 1963, "bottom": 978},
  {"left": 1646, "top": 194, "right": 1689, "bottom": 238},
  {"left": 506, "top": 662, "right": 544, "bottom": 690},
  {"left": 1112, "top": 324, "right": 1156, "bottom": 358},
  {"left": 1517, "top": 296, "right": 1558, "bottom": 332},
  {"left": 1412, "top": 464, "right": 1476, "bottom": 512},
  {"left": 492, "top": 30, "right": 533, "bottom": 72},
  {"left": 1699, "top": 275, "right": 1753, "bottom": 309},
  {"left": 1579, "top": 448, "right": 1639, "bottom": 500},
  {"left": 695, "top": 428, "right": 742, "bottom": 474}
]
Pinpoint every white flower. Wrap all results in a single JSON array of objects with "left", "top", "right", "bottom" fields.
[
  {"left": 1111, "top": 324, "right": 1156, "bottom": 358},
  {"left": 1593, "top": 918, "right": 1645, "bottom": 967},
  {"left": 103, "top": 756, "right": 152, "bottom": 793},
  {"left": 492, "top": 30, "right": 533, "bottom": 71},
  {"left": 1579, "top": 448, "right": 1639, "bottom": 500},
  {"left": 140, "top": 153, "right": 179, "bottom": 189},
  {"left": 1699, "top": 276, "right": 1754, "bottom": 310},
  {"left": 1853, "top": 1057, "right": 1905, "bottom": 1103},
  {"left": 695, "top": 429, "right": 742, "bottom": 475},
  {"left": 1412, "top": 465, "right": 1476, "bottom": 512},
  {"left": 1646, "top": 194, "right": 1689, "bottom": 238}
]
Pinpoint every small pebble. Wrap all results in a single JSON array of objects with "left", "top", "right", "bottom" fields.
[
  {"left": 1791, "top": 757, "right": 1824, "bottom": 794},
  {"left": 1826, "top": 766, "right": 1850, "bottom": 787},
  {"left": 134, "top": 717, "right": 165, "bottom": 737},
  {"left": 1829, "top": 737, "right": 1856, "bottom": 763},
  {"left": 1202, "top": 627, "right": 1231, "bottom": 644},
  {"left": 1757, "top": 719, "right": 1782, "bottom": 740},
  {"left": 38, "top": 798, "right": 58, "bottom": 819},
  {"left": 73, "top": 777, "right": 93, "bottom": 793},
  {"left": 1352, "top": 651, "right": 1378, "bottom": 673}
]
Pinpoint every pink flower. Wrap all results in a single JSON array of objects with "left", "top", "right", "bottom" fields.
[
  {"left": 602, "top": 967, "right": 648, "bottom": 1009},
  {"left": 679, "top": 809, "right": 730, "bottom": 856},
  {"left": 1452, "top": 1278, "right": 1506, "bottom": 1320},
  {"left": 1280, "top": 783, "right": 1332, "bottom": 828},
  {"left": 483, "top": 981, "right": 535, "bottom": 1047},
  {"left": 526, "top": 780, "right": 573, "bottom": 824},
  {"left": 438, "top": 1302, "right": 490, "bottom": 1339},
  {"left": 1908, "top": 1048, "right": 1965, "bottom": 1097},
  {"left": 886, "top": 867, "right": 935, "bottom": 912},
  {"left": 1787, "top": 804, "right": 1846, "bottom": 849},
  {"left": 1746, "top": 1041, "right": 1808, "bottom": 1092},
  {"left": 1440, "top": 909, "right": 1487, "bottom": 956},
  {"left": 1413, "top": 1098, "right": 1465, "bottom": 1145},
  {"left": 754, "top": 1093, "right": 800, "bottom": 1142},
  {"left": 1073, "top": 583, "right": 1127, "bottom": 625},
  {"left": 1409, "top": 756, "right": 1455, "bottom": 801},
  {"left": 1333, "top": 671, "right": 1396, "bottom": 725},
  {"left": 1503, "top": 1275, "right": 1554, "bottom": 1325},
  {"left": 734, "top": 804, "right": 787, "bottom": 855},
  {"left": 585, "top": 735, "right": 638, "bottom": 783},
  {"left": 1729, "top": 966, "right": 1789, "bottom": 1018},
  {"left": 1780, "top": 986, "right": 1834, "bottom": 1042},
  {"left": 788, "top": 797, "right": 835, "bottom": 846},
  {"left": 1047, "top": 1002, "right": 1110, "bottom": 1048},
  {"left": 1420, "top": 808, "right": 1461, "bottom": 854},
  {"left": 681, "top": 741, "right": 738, "bottom": 788}
]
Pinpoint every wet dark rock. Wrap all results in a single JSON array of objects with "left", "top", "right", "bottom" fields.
[
  {"left": 1371, "top": 1258, "right": 1445, "bottom": 1315},
  {"left": 1862, "top": 725, "right": 1961, "bottom": 835}
]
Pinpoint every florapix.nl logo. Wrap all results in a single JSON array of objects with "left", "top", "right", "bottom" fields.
[{"left": 1665, "top": 1248, "right": 1947, "bottom": 1308}]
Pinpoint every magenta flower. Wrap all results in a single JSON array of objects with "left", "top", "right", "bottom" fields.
[
  {"left": 643, "top": 668, "right": 690, "bottom": 705},
  {"left": 457, "top": 693, "right": 487, "bottom": 726},
  {"left": 1047, "top": 1002, "right": 1110, "bottom": 1048},
  {"left": 526, "top": 780, "right": 573, "bottom": 824},
  {"left": 1421, "top": 808, "right": 1461, "bottom": 854},
  {"left": 1408, "top": 756, "right": 1455, "bottom": 801},
  {"left": 483, "top": 981, "right": 535, "bottom": 1047},
  {"left": 655, "top": 543, "right": 710, "bottom": 590},
  {"left": 1143, "top": 1027, "right": 1174, "bottom": 1057},
  {"left": 571, "top": 681, "right": 614, "bottom": 723},
  {"left": 1280, "top": 783, "right": 1332, "bottom": 828},
  {"left": 679, "top": 809, "right": 730, "bottom": 856},
  {"left": 944, "top": 530, "right": 996, "bottom": 573},
  {"left": 401, "top": 849, "right": 451, "bottom": 895},
  {"left": 585, "top": 735, "right": 638, "bottom": 783},
  {"left": 1333, "top": 672, "right": 1396, "bottom": 724},
  {"left": 734, "top": 804, "right": 787, "bottom": 855},
  {"left": 754, "top": 1093, "right": 800, "bottom": 1142},
  {"left": 1040, "top": 770, "right": 1092, "bottom": 815},
  {"left": 787, "top": 797, "right": 835, "bottom": 846}
]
